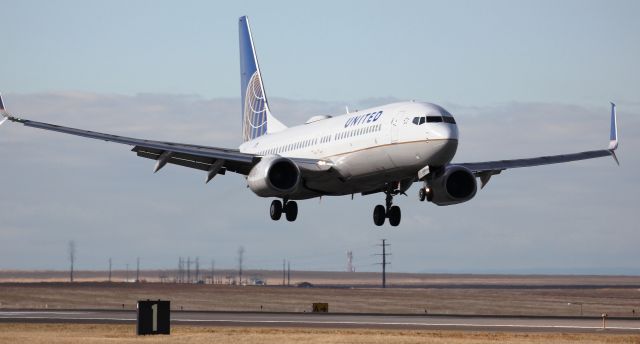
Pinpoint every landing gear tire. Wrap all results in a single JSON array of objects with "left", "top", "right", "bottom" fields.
[
  {"left": 284, "top": 201, "right": 298, "bottom": 222},
  {"left": 388, "top": 206, "right": 401, "bottom": 227},
  {"left": 270, "top": 200, "right": 283, "bottom": 220},
  {"left": 373, "top": 205, "right": 386, "bottom": 226},
  {"left": 418, "top": 188, "right": 426, "bottom": 202}
]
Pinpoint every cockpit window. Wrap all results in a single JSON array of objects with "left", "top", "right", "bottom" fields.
[{"left": 413, "top": 115, "right": 454, "bottom": 125}]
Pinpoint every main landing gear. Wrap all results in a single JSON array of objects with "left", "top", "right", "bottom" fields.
[
  {"left": 373, "top": 189, "right": 401, "bottom": 227},
  {"left": 270, "top": 199, "right": 298, "bottom": 222}
]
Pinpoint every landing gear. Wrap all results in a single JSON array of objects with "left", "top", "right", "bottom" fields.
[
  {"left": 270, "top": 199, "right": 298, "bottom": 222},
  {"left": 418, "top": 184, "right": 433, "bottom": 202},
  {"left": 284, "top": 200, "right": 298, "bottom": 222},
  {"left": 270, "top": 200, "right": 283, "bottom": 220},
  {"left": 373, "top": 205, "right": 385, "bottom": 226},
  {"left": 388, "top": 205, "right": 401, "bottom": 226},
  {"left": 373, "top": 188, "right": 402, "bottom": 227}
]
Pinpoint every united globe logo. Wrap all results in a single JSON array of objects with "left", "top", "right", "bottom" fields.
[{"left": 242, "top": 71, "right": 268, "bottom": 141}]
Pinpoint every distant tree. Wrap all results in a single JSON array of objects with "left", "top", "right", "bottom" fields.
[{"left": 68, "top": 240, "right": 76, "bottom": 282}]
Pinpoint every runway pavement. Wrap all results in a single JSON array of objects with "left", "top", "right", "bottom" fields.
[{"left": 1, "top": 310, "right": 639, "bottom": 333}]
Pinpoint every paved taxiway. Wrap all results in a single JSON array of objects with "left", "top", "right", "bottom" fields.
[{"left": 1, "top": 310, "right": 640, "bottom": 333}]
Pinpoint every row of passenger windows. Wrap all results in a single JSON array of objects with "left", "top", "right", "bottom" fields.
[
  {"left": 412, "top": 115, "right": 456, "bottom": 125},
  {"left": 257, "top": 123, "right": 382, "bottom": 156}
]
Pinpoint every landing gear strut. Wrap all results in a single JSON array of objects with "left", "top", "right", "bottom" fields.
[
  {"left": 270, "top": 199, "right": 298, "bottom": 222},
  {"left": 373, "top": 187, "right": 401, "bottom": 227}
]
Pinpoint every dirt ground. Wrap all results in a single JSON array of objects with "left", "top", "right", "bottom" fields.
[
  {"left": 0, "top": 281, "right": 639, "bottom": 317},
  {"left": 0, "top": 324, "right": 638, "bottom": 344},
  {"left": 2, "top": 269, "right": 640, "bottom": 287}
]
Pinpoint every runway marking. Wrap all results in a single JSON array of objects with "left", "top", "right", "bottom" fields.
[
  {"left": 0, "top": 312, "right": 90, "bottom": 315},
  {"left": 1, "top": 315, "right": 639, "bottom": 331},
  {"left": 170, "top": 319, "right": 640, "bottom": 331}
]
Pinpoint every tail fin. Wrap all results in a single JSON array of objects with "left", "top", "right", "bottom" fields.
[{"left": 239, "top": 16, "right": 286, "bottom": 142}]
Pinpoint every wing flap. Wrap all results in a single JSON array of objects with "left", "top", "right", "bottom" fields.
[{"left": 134, "top": 148, "right": 227, "bottom": 173}]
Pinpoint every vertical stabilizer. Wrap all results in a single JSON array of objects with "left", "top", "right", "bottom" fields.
[{"left": 239, "top": 16, "right": 286, "bottom": 142}]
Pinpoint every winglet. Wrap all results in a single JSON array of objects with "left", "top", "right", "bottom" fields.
[
  {"left": 608, "top": 102, "right": 618, "bottom": 150},
  {"left": 0, "top": 93, "right": 9, "bottom": 126},
  {"left": 608, "top": 102, "right": 619, "bottom": 165}
]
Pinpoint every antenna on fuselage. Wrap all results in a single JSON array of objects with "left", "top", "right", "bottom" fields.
[{"left": 345, "top": 106, "right": 350, "bottom": 114}]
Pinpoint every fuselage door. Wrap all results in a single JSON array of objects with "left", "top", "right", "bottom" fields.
[{"left": 390, "top": 111, "right": 402, "bottom": 143}]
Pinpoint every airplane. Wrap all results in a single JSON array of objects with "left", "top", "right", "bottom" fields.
[{"left": 0, "top": 16, "right": 619, "bottom": 227}]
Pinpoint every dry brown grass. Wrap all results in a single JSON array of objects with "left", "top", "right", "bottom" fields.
[
  {"left": 0, "top": 324, "right": 638, "bottom": 344},
  {"left": 2, "top": 270, "right": 640, "bottom": 286},
  {"left": 1, "top": 282, "right": 639, "bottom": 317}
]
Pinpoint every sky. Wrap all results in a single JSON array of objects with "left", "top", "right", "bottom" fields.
[{"left": 0, "top": 0, "right": 639, "bottom": 274}]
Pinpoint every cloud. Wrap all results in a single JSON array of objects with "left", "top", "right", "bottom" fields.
[{"left": 0, "top": 93, "right": 638, "bottom": 273}]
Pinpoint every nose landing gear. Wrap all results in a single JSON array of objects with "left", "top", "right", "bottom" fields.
[
  {"left": 270, "top": 199, "right": 298, "bottom": 222},
  {"left": 373, "top": 188, "right": 401, "bottom": 227},
  {"left": 418, "top": 185, "right": 433, "bottom": 202}
]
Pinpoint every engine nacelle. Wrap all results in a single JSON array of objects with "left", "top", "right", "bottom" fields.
[
  {"left": 247, "top": 156, "right": 301, "bottom": 197},
  {"left": 427, "top": 165, "right": 477, "bottom": 206}
]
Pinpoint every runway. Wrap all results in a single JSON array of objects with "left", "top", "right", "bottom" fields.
[{"left": 1, "top": 310, "right": 639, "bottom": 333}]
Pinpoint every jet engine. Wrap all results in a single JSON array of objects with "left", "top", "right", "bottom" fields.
[
  {"left": 247, "top": 156, "right": 301, "bottom": 197},
  {"left": 427, "top": 165, "right": 477, "bottom": 206}
]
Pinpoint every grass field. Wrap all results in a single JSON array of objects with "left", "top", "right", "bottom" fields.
[
  {"left": 1, "top": 281, "right": 639, "bottom": 317},
  {"left": 0, "top": 324, "right": 638, "bottom": 344}
]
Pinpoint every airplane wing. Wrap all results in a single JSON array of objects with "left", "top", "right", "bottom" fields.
[
  {"left": 0, "top": 97, "right": 330, "bottom": 182},
  {"left": 454, "top": 103, "right": 619, "bottom": 188}
]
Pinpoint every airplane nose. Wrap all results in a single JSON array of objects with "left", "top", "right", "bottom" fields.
[{"left": 430, "top": 123, "right": 459, "bottom": 140}]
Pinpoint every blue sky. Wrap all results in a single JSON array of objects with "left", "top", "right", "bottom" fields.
[
  {"left": 0, "top": 1, "right": 639, "bottom": 274},
  {"left": 3, "top": 0, "right": 639, "bottom": 105}
]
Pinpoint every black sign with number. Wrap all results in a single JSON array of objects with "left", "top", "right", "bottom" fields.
[{"left": 137, "top": 300, "right": 170, "bottom": 335}]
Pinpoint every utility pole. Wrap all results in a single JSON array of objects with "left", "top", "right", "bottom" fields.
[
  {"left": 136, "top": 257, "right": 140, "bottom": 282},
  {"left": 376, "top": 239, "right": 391, "bottom": 288},
  {"left": 282, "top": 259, "right": 286, "bottom": 286},
  {"left": 287, "top": 261, "right": 291, "bottom": 286},
  {"left": 211, "top": 259, "right": 216, "bottom": 284},
  {"left": 177, "top": 257, "right": 181, "bottom": 283},
  {"left": 237, "top": 246, "right": 245, "bottom": 285},
  {"left": 68, "top": 240, "right": 76, "bottom": 283},
  {"left": 187, "top": 257, "right": 191, "bottom": 283},
  {"left": 195, "top": 257, "right": 200, "bottom": 283},
  {"left": 108, "top": 258, "right": 112, "bottom": 282}
]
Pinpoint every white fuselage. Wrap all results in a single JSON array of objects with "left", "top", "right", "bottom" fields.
[{"left": 239, "top": 101, "right": 459, "bottom": 199}]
